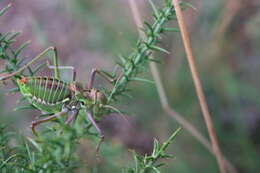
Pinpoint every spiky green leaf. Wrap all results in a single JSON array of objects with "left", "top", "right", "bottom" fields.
[
  {"left": 149, "top": 45, "right": 170, "bottom": 54},
  {"left": 14, "top": 40, "right": 31, "bottom": 57},
  {"left": 149, "top": 0, "right": 159, "bottom": 18},
  {"left": 0, "top": 4, "right": 12, "bottom": 17},
  {"left": 162, "top": 27, "right": 180, "bottom": 32},
  {"left": 130, "top": 77, "right": 154, "bottom": 84}
]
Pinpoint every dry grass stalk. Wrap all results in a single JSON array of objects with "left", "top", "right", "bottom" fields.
[
  {"left": 128, "top": 0, "right": 237, "bottom": 172},
  {"left": 172, "top": 0, "right": 227, "bottom": 172}
]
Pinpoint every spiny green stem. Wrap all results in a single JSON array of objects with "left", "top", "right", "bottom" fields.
[{"left": 108, "top": 4, "right": 176, "bottom": 102}]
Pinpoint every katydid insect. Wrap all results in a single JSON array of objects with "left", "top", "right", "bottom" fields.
[{"left": 0, "top": 47, "right": 117, "bottom": 151}]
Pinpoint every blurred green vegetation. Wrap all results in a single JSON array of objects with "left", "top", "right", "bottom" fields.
[{"left": 0, "top": 0, "right": 260, "bottom": 172}]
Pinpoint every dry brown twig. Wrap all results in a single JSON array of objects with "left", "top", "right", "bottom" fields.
[
  {"left": 172, "top": 0, "right": 226, "bottom": 172},
  {"left": 128, "top": 0, "right": 237, "bottom": 172}
]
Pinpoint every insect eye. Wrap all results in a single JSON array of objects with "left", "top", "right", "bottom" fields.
[{"left": 80, "top": 101, "right": 85, "bottom": 106}]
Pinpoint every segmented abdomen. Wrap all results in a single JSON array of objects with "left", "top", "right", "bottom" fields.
[{"left": 21, "top": 76, "right": 71, "bottom": 105}]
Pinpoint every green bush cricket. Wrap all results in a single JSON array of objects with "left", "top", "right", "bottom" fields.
[{"left": 0, "top": 47, "right": 117, "bottom": 151}]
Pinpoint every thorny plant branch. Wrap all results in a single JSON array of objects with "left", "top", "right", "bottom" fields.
[
  {"left": 0, "top": 2, "right": 182, "bottom": 172},
  {"left": 128, "top": 0, "right": 237, "bottom": 172},
  {"left": 172, "top": 0, "right": 229, "bottom": 172},
  {"left": 107, "top": 0, "right": 180, "bottom": 103},
  {"left": 125, "top": 128, "right": 181, "bottom": 173},
  {"left": 0, "top": 1, "right": 237, "bottom": 172}
]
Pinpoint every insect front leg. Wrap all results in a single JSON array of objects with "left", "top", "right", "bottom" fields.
[
  {"left": 87, "top": 68, "right": 117, "bottom": 89},
  {"left": 31, "top": 107, "right": 68, "bottom": 136},
  {"left": 0, "top": 47, "right": 56, "bottom": 81},
  {"left": 87, "top": 111, "right": 104, "bottom": 152},
  {"left": 65, "top": 109, "right": 79, "bottom": 125}
]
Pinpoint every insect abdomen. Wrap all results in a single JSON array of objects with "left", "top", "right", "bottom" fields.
[{"left": 17, "top": 76, "right": 71, "bottom": 108}]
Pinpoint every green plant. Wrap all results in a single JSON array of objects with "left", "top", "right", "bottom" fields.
[
  {"left": 0, "top": 1, "right": 181, "bottom": 172},
  {"left": 107, "top": 0, "right": 179, "bottom": 102},
  {"left": 125, "top": 128, "right": 181, "bottom": 173}
]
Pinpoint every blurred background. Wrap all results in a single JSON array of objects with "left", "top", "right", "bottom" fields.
[{"left": 0, "top": 0, "right": 260, "bottom": 172}]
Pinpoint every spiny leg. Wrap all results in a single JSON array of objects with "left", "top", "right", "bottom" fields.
[
  {"left": 0, "top": 47, "right": 57, "bottom": 81},
  {"left": 29, "top": 47, "right": 61, "bottom": 79},
  {"left": 65, "top": 109, "right": 79, "bottom": 125},
  {"left": 87, "top": 68, "right": 117, "bottom": 89},
  {"left": 87, "top": 111, "right": 104, "bottom": 152},
  {"left": 31, "top": 107, "right": 68, "bottom": 136},
  {"left": 52, "top": 47, "right": 60, "bottom": 79},
  {"left": 46, "top": 61, "right": 77, "bottom": 82}
]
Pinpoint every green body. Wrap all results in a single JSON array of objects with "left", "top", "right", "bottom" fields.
[
  {"left": 17, "top": 76, "right": 107, "bottom": 116},
  {"left": 17, "top": 76, "right": 72, "bottom": 113},
  {"left": 0, "top": 46, "right": 110, "bottom": 144}
]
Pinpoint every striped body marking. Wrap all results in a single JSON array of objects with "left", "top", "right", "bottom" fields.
[
  {"left": 17, "top": 76, "right": 71, "bottom": 106},
  {"left": 0, "top": 46, "right": 112, "bottom": 150}
]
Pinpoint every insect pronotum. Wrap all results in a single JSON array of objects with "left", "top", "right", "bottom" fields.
[{"left": 0, "top": 47, "right": 117, "bottom": 151}]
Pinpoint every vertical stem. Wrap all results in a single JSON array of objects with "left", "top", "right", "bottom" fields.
[
  {"left": 53, "top": 47, "right": 60, "bottom": 79},
  {"left": 172, "top": 0, "right": 226, "bottom": 173},
  {"left": 127, "top": 1, "right": 236, "bottom": 172}
]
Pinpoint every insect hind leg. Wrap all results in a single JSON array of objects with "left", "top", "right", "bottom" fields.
[{"left": 0, "top": 47, "right": 57, "bottom": 81}]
